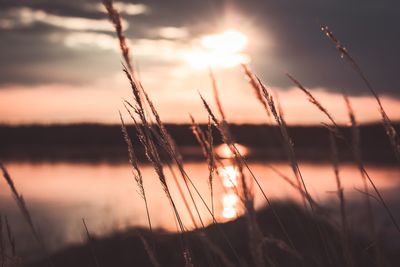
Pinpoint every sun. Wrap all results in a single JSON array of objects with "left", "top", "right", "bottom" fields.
[
  {"left": 201, "top": 30, "right": 248, "bottom": 53},
  {"left": 185, "top": 29, "right": 250, "bottom": 70}
]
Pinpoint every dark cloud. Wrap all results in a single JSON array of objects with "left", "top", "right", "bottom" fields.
[
  {"left": 0, "top": 0, "right": 399, "bottom": 97},
  {"left": 239, "top": 0, "right": 400, "bottom": 96}
]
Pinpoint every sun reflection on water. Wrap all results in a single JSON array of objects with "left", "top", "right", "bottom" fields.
[
  {"left": 218, "top": 165, "right": 239, "bottom": 188},
  {"left": 219, "top": 164, "right": 241, "bottom": 219},
  {"left": 215, "top": 143, "right": 249, "bottom": 159}
]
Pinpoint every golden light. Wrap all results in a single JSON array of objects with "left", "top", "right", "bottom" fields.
[{"left": 185, "top": 29, "right": 250, "bottom": 69}]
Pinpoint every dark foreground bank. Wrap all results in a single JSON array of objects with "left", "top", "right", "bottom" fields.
[{"left": 27, "top": 202, "right": 400, "bottom": 267}]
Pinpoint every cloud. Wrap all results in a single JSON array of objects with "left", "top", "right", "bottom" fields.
[
  {"left": 157, "top": 27, "right": 188, "bottom": 39},
  {"left": 94, "top": 2, "right": 149, "bottom": 16},
  {"left": 0, "top": 18, "right": 14, "bottom": 29},
  {"left": 49, "top": 32, "right": 119, "bottom": 52},
  {"left": 1, "top": 7, "right": 128, "bottom": 31}
]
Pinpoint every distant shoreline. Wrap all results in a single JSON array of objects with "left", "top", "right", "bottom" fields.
[{"left": 1, "top": 123, "right": 398, "bottom": 164}]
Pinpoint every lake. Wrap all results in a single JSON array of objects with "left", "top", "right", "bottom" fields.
[{"left": 1, "top": 158, "right": 399, "bottom": 259}]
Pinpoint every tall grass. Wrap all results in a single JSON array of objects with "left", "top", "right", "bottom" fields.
[
  {"left": 199, "top": 92, "right": 299, "bottom": 265},
  {"left": 328, "top": 130, "right": 353, "bottom": 267},
  {"left": 244, "top": 68, "right": 311, "bottom": 210},
  {"left": 119, "top": 112, "right": 153, "bottom": 233},
  {"left": 242, "top": 67, "right": 338, "bottom": 265},
  {"left": 205, "top": 72, "right": 268, "bottom": 267},
  {"left": 285, "top": 71, "right": 398, "bottom": 264},
  {"left": 321, "top": 25, "right": 400, "bottom": 163},
  {"left": 0, "top": 162, "right": 53, "bottom": 267},
  {"left": 82, "top": 218, "right": 101, "bottom": 267}
]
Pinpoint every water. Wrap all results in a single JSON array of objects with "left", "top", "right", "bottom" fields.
[{"left": 1, "top": 159, "right": 399, "bottom": 259}]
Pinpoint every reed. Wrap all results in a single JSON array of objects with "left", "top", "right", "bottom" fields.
[
  {"left": 286, "top": 70, "right": 400, "bottom": 233},
  {"left": 328, "top": 129, "right": 353, "bottom": 267},
  {"left": 202, "top": 90, "right": 271, "bottom": 267},
  {"left": 321, "top": 25, "right": 400, "bottom": 163},
  {"left": 209, "top": 69, "right": 227, "bottom": 121},
  {"left": 4, "top": 216, "right": 15, "bottom": 260},
  {"left": 123, "top": 84, "right": 240, "bottom": 264},
  {"left": 189, "top": 115, "right": 218, "bottom": 216},
  {"left": 82, "top": 218, "right": 100, "bottom": 267},
  {"left": 206, "top": 117, "right": 216, "bottom": 215},
  {"left": 286, "top": 73, "right": 339, "bottom": 131},
  {"left": 102, "top": 0, "right": 133, "bottom": 74},
  {"left": 103, "top": 3, "right": 195, "bottom": 262},
  {"left": 343, "top": 94, "right": 385, "bottom": 266},
  {"left": 142, "top": 90, "right": 205, "bottom": 228},
  {"left": 206, "top": 72, "right": 268, "bottom": 267},
  {"left": 260, "top": 76, "right": 312, "bottom": 210},
  {"left": 241, "top": 67, "right": 340, "bottom": 264},
  {"left": 199, "top": 93, "right": 298, "bottom": 263},
  {"left": 134, "top": 117, "right": 194, "bottom": 266},
  {"left": 0, "top": 162, "right": 53, "bottom": 267},
  {"left": 119, "top": 112, "right": 153, "bottom": 233},
  {"left": 285, "top": 72, "right": 397, "bottom": 264},
  {"left": 242, "top": 65, "right": 307, "bottom": 207},
  {"left": 190, "top": 115, "right": 245, "bottom": 205},
  {"left": 242, "top": 64, "right": 271, "bottom": 118}
]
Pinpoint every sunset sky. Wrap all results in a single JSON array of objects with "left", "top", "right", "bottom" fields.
[{"left": 0, "top": 0, "right": 399, "bottom": 125}]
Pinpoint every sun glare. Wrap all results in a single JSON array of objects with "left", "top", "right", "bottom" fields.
[
  {"left": 185, "top": 29, "right": 250, "bottom": 69},
  {"left": 222, "top": 192, "right": 239, "bottom": 219},
  {"left": 201, "top": 30, "right": 247, "bottom": 53}
]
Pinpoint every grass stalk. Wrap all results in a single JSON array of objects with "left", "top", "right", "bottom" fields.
[
  {"left": 82, "top": 219, "right": 100, "bottom": 267},
  {"left": 4, "top": 216, "right": 16, "bottom": 260},
  {"left": 206, "top": 117, "right": 216, "bottom": 216},
  {"left": 122, "top": 102, "right": 241, "bottom": 263},
  {"left": 343, "top": 95, "right": 384, "bottom": 266},
  {"left": 199, "top": 94, "right": 298, "bottom": 257},
  {"left": 0, "top": 162, "right": 53, "bottom": 267},
  {"left": 166, "top": 163, "right": 199, "bottom": 229},
  {"left": 242, "top": 65, "right": 308, "bottom": 207},
  {"left": 286, "top": 70, "right": 400, "bottom": 233},
  {"left": 142, "top": 90, "right": 205, "bottom": 228},
  {"left": 321, "top": 25, "right": 400, "bottom": 162},
  {"left": 205, "top": 75, "right": 267, "bottom": 266},
  {"left": 328, "top": 130, "right": 354, "bottom": 267},
  {"left": 190, "top": 116, "right": 245, "bottom": 205},
  {"left": 102, "top": 0, "right": 133, "bottom": 74},
  {"left": 242, "top": 72, "right": 337, "bottom": 265},
  {"left": 287, "top": 73, "right": 339, "bottom": 131},
  {"left": 119, "top": 113, "right": 153, "bottom": 234}
]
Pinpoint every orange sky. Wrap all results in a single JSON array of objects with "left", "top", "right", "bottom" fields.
[{"left": 1, "top": 66, "right": 399, "bottom": 125}]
